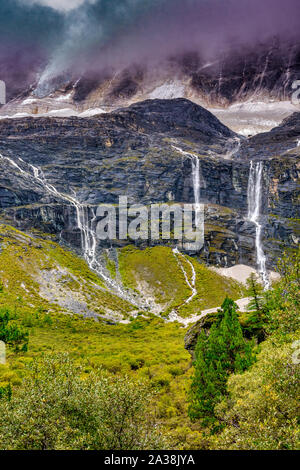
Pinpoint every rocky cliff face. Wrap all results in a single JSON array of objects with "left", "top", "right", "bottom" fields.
[
  {"left": 2, "top": 40, "right": 300, "bottom": 110},
  {"left": 1, "top": 40, "right": 300, "bottom": 137},
  {"left": 0, "top": 99, "right": 299, "bottom": 272}
]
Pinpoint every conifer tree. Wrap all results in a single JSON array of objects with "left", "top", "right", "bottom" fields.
[
  {"left": 246, "top": 273, "right": 265, "bottom": 319},
  {"left": 245, "top": 273, "right": 268, "bottom": 340},
  {"left": 188, "top": 298, "right": 254, "bottom": 427}
]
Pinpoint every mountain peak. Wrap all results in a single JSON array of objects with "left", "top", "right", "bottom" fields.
[{"left": 112, "top": 98, "right": 235, "bottom": 141}]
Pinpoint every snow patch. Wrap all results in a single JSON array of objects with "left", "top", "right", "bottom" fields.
[
  {"left": 79, "top": 107, "right": 106, "bottom": 117},
  {"left": 210, "top": 100, "right": 300, "bottom": 135},
  {"left": 22, "top": 98, "right": 38, "bottom": 105},
  {"left": 0, "top": 107, "right": 107, "bottom": 120},
  {"left": 47, "top": 108, "right": 77, "bottom": 117},
  {"left": 149, "top": 81, "right": 185, "bottom": 100},
  {"left": 54, "top": 92, "right": 73, "bottom": 101}
]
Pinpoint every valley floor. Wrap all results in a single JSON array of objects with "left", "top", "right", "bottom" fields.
[{"left": 0, "top": 224, "right": 299, "bottom": 450}]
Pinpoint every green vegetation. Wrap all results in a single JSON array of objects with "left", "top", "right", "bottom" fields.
[
  {"left": 118, "top": 245, "right": 244, "bottom": 316},
  {"left": 0, "top": 305, "right": 193, "bottom": 447},
  {"left": 213, "top": 334, "right": 299, "bottom": 450},
  {"left": 243, "top": 273, "right": 268, "bottom": 341},
  {"left": 264, "top": 251, "right": 300, "bottom": 335},
  {"left": 210, "top": 249, "right": 300, "bottom": 449},
  {"left": 0, "top": 354, "right": 165, "bottom": 450},
  {"left": 0, "top": 309, "right": 29, "bottom": 352},
  {"left": 0, "top": 222, "right": 299, "bottom": 450},
  {"left": 188, "top": 298, "right": 255, "bottom": 428},
  {"left": 0, "top": 225, "right": 243, "bottom": 320},
  {"left": 105, "top": 256, "right": 117, "bottom": 279},
  {"left": 0, "top": 224, "right": 135, "bottom": 319},
  {"left": 119, "top": 245, "right": 191, "bottom": 310}
]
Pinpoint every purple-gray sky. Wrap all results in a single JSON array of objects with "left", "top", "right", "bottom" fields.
[{"left": 1, "top": 0, "right": 300, "bottom": 98}]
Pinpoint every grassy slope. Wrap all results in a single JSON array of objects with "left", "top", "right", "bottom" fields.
[
  {"left": 0, "top": 224, "right": 246, "bottom": 448},
  {"left": 0, "top": 309, "right": 202, "bottom": 447},
  {"left": 0, "top": 225, "right": 244, "bottom": 321},
  {"left": 0, "top": 225, "right": 135, "bottom": 320},
  {"left": 118, "top": 245, "right": 244, "bottom": 317}
]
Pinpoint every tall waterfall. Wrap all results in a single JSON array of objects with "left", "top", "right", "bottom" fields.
[
  {"left": 28, "top": 163, "right": 100, "bottom": 275},
  {"left": 172, "top": 144, "right": 202, "bottom": 227},
  {"left": 170, "top": 145, "right": 202, "bottom": 302},
  {"left": 0, "top": 153, "right": 133, "bottom": 299},
  {"left": 191, "top": 154, "right": 201, "bottom": 227},
  {"left": 172, "top": 151, "right": 199, "bottom": 303},
  {"left": 247, "top": 161, "right": 270, "bottom": 289}
]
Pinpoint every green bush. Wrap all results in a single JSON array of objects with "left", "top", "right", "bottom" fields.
[
  {"left": 0, "top": 309, "right": 29, "bottom": 352},
  {"left": 188, "top": 298, "right": 255, "bottom": 428},
  {"left": 0, "top": 353, "right": 166, "bottom": 450},
  {"left": 264, "top": 250, "right": 300, "bottom": 335},
  {"left": 213, "top": 336, "right": 300, "bottom": 450}
]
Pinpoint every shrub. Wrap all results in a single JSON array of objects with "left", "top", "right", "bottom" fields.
[
  {"left": 0, "top": 309, "right": 29, "bottom": 352},
  {"left": 188, "top": 298, "right": 255, "bottom": 428},
  {"left": 264, "top": 250, "right": 300, "bottom": 335},
  {"left": 213, "top": 336, "right": 300, "bottom": 450},
  {"left": 0, "top": 353, "right": 166, "bottom": 450}
]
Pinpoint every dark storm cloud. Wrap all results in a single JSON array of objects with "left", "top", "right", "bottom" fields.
[
  {"left": 0, "top": 0, "right": 63, "bottom": 46},
  {"left": 1, "top": 0, "right": 300, "bottom": 97},
  {"left": 0, "top": 0, "right": 64, "bottom": 99},
  {"left": 43, "top": 0, "right": 300, "bottom": 76}
]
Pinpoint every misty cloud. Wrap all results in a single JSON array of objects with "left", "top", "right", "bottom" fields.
[
  {"left": 19, "top": 0, "right": 94, "bottom": 12},
  {"left": 45, "top": 0, "right": 300, "bottom": 68},
  {"left": 2, "top": 0, "right": 300, "bottom": 98}
]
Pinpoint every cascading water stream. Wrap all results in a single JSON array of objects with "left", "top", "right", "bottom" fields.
[
  {"left": 172, "top": 248, "right": 197, "bottom": 304},
  {"left": 172, "top": 145, "right": 202, "bottom": 228},
  {"left": 0, "top": 153, "right": 138, "bottom": 303},
  {"left": 170, "top": 144, "right": 202, "bottom": 304},
  {"left": 247, "top": 161, "right": 270, "bottom": 289},
  {"left": 191, "top": 153, "right": 201, "bottom": 228}
]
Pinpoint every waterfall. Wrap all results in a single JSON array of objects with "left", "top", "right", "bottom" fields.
[
  {"left": 172, "top": 144, "right": 202, "bottom": 228},
  {"left": 247, "top": 161, "right": 269, "bottom": 289},
  {"left": 172, "top": 248, "right": 197, "bottom": 304},
  {"left": 191, "top": 153, "right": 201, "bottom": 227},
  {"left": 0, "top": 153, "right": 137, "bottom": 301},
  {"left": 171, "top": 144, "right": 202, "bottom": 302}
]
